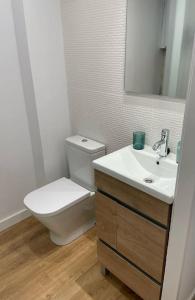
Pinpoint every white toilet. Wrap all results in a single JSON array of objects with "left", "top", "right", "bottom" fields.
[{"left": 24, "top": 135, "right": 105, "bottom": 245}]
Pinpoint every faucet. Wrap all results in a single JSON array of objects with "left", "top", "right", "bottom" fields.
[{"left": 153, "top": 129, "right": 170, "bottom": 158}]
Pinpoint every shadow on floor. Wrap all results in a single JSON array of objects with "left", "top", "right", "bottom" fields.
[{"left": 76, "top": 262, "right": 141, "bottom": 300}]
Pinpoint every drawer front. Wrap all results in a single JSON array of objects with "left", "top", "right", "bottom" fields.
[
  {"left": 95, "top": 170, "right": 170, "bottom": 227},
  {"left": 97, "top": 241, "right": 161, "bottom": 300},
  {"left": 96, "top": 192, "right": 117, "bottom": 248},
  {"left": 117, "top": 204, "right": 167, "bottom": 283}
]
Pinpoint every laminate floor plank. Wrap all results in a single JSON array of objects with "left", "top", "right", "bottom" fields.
[{"left": 0, "top": 217, "right": 140, "bottom": 300}]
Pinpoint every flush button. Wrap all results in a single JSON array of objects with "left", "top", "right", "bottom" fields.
[{"left": 81, "top": 138, "right": 88, "bottom": 142}]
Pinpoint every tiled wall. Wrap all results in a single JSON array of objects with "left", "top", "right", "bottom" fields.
[{"left": 61, "top": 0, "right": 185, "bottom": 153}]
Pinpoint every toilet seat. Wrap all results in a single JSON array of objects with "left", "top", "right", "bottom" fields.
[{"left": 24, "top": 178, "right": 91, "bottom": 217}]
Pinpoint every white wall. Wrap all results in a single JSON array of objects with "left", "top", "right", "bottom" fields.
[
  {"left": 22, "top": 0, "right": 71, "bottom": 182},
  {"left": 125, "top": 0, "right": 163, "bottom": 94},
  {"left": 162, "top": 41, "right": 195, "bottom": 300},
  {"left": 178, "top": 194, "right": 195, "bottom": 300},
  {"left": 12, "top": 0, "right": 46, "bottom": 188},
  {"left": 61, "top": 0, "right": 185, "bottom": 154},
  {"left": 0, "top": 0, "right": 36, "bottom": 226},
  {"left": 0, "top": 0, "right": 71, "bottom": 230}
]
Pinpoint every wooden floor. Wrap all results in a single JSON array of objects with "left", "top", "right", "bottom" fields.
[{"left": 0, "top": 217, "right": 141, "bottom": 300}]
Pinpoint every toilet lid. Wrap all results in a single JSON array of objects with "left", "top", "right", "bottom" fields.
[{"left": 24, "top": 178, "right": 91, "bottom": 216}]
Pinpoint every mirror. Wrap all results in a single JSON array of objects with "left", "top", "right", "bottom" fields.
[{"left": 125, "top": 0, "right": 195, "bottom": 99}]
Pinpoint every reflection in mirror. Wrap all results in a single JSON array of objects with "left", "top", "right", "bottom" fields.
[{"left": 125, "top": 0, "right": 195, "bottom": 99}]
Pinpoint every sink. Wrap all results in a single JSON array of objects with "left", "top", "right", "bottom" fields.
[{"left": 93, "top": 145, "right": 178, "bottom": 204}]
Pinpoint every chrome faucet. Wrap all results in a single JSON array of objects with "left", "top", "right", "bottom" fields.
[{"left": 153, "top": 129, "right": 170, "bottom": 157}]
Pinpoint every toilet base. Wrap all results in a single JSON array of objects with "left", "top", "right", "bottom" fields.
[{"left": 49, "top": 220, "right": 95, "bottom": 246}]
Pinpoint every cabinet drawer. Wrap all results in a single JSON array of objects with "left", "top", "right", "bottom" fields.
[
  {"left": 117, "top": 205, "right": 167, "bottom": 283},
  {"left": 96, "top": 192, "right": 117, "bottom": 248},
  {"left": 97, "top": 241, "right": 161, "bottom": 300},
  {"left": 95, "top": 170, "right": 171, "bottom": 227}
]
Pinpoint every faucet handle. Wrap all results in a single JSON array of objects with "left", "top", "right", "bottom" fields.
[{"left": 161, "top": 129, "right": 170, "bottom": 139}]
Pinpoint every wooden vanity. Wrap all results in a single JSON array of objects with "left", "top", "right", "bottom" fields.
[{"left": 95, "top": 170, "right": 172, "bottom": 300}]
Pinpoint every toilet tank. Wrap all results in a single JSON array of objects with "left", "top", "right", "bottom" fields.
[{"left": 66, "top": 135, "right": 106, "bottom": 191}]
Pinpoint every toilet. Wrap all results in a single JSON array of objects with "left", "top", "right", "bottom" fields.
[{"left": 24, "top": 135, "right": 105, "bottom": 245}]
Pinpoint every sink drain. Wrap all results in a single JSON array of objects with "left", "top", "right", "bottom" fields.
[{"left": 144, "top": 178, "right": 154, "bottom": 184}]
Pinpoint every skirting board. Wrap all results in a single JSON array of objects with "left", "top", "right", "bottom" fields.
[
  {"left": 0, "top": 209, "right": 31, "bottom": 232},
  {"left": 187, "top": 288, "right": 195, "bottom": 300}
]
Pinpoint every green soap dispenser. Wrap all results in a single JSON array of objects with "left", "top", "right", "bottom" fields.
[{"left": 176, "top": 141, "right": 181, "bottom": 164}]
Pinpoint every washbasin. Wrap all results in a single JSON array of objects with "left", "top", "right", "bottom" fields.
[{"left": 93, "top": 145, "right": 178, "bottom": 204}]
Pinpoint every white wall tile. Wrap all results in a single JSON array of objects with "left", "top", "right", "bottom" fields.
[{"left": 61, "top": 0, "right": 185, "bottom": 153}]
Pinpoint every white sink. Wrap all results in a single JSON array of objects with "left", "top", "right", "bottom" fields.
[{"left": 93, "top": 145, "right": 178, "bottom": 204}]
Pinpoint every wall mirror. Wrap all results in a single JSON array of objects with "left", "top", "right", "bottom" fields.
[{"left": 125, "top": 0, "right": 195, "bottom": 100}]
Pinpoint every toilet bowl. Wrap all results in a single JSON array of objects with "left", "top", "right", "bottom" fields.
[
  {"left": 24, "top": 178, "right": 95, "bottom": 245},
  {"left": 24, "top": 136, "right": 105, "bottom": 245}
]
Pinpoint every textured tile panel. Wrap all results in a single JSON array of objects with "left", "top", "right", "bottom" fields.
[{"left": 61, "top": 0, "right": 185, "bottom": 153}]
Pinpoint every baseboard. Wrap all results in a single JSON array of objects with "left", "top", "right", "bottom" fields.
[
  {"left": 0, "top": 209, "right": 31, "bottom": 232},
  {"left": 187, "top": 288, "right": 195, "bottom": 300}
]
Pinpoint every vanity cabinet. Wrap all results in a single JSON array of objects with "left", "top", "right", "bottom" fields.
[{"left": 95, "top": 170, "right": 172, "bottom": 300}]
